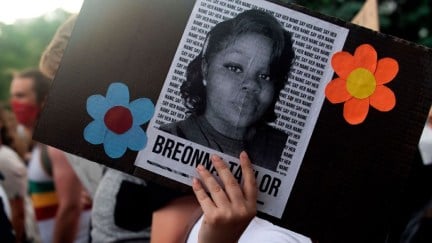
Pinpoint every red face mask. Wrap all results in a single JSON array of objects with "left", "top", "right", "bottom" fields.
[{"left": 10, "top": 100, "right": 40, "bottom": 128}]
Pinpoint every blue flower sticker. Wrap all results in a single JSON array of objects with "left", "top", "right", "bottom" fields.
[{"left": 83, "top": 82, "right": 155, "bottom": 158}]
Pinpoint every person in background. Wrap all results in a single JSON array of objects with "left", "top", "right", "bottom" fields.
[
  {"left": 9, "top": 69, "right": 91, "bottom": 243},
  {"left": 0, "top": 104, "right": 28, "bottom": 242}
]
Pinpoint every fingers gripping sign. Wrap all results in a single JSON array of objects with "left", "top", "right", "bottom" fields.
[{"left": 192, "top": 151, "right": 257, "bottom": 243}]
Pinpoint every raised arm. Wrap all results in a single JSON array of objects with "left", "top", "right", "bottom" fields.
[{"left": 48, "top": 146, "right": 83, "bottom": 243}]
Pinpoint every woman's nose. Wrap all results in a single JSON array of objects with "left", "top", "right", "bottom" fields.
[{"left": 241, "top": 76, "right": 260, "bottom": 93}]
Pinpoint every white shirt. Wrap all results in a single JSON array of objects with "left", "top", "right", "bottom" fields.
[
  {"left": 419, "top": 124, "right": 432, "bottom": 165},
  {"left": 0, "top": 145, "right": 27, "bottom": 199},
  {"left": 187, "top": 216, "right": 312, "bottom": 243},
  {"left": 0, "top": 184, "right": 11, "bottom": 219}
]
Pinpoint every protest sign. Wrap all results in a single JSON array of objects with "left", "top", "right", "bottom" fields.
[{"left": 34, "top": 0, "right": 432, "bottom": 241}]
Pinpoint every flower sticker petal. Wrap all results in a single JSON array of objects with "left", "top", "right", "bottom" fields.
[
  {"left": 370, "top": 85, "right": 396, "bottom": 111},
  {"left": 353, "top": 44, "right": 377, "bottom": 73},
  {"left": 126, "top": 126, "right": 147, "bottom": 151},
  {"left": 104, "top": 130, "right": 128, "bottom": 159},
  {"left": 331, "top": 52, "right": 356, "bottom": 80},
  {"left": 343, "top": 98, "right": 369, "bottom": 125},
  {"left": 375, "top": 58, "right": 399, "bottom": 85},
  {"left": 83, "top": 82, "right": 155, "bottom": 158},
  {"left": 130, "top": 98, "right": 155, "bottom": 126},
  {"left": 325, "top": 44, "right": 399, "bottom": 125},
  {"left": 106, "top": 83, "right": 130, "bottom": 106},
  {"left": 87, "top": 95, "right": 110, "bottom": 120},
  {"left": 325, "top": 77, "right": 352, "bottom": 104},
  {"left": 84, "top": 120, "right": 106, "bottom": 144}
]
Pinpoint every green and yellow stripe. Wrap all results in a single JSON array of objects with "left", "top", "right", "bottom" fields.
[{"left": 29, "top": 180, "right": 59, "bottom": 220}]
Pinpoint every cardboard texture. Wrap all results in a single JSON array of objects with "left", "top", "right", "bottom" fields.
[{"left": 34, "top": 0, "right": 432, "bottom": 242}]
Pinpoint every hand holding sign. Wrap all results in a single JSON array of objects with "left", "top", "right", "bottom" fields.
[{"left": 192, "top": 151, "right": 257, "bottom": 243}]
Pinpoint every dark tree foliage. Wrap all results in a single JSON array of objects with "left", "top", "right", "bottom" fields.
[
  {"left": 380, "top": 0, "right": 432, "bottom": 47},
  {"left": 290, "top": 0, "right": 432, "bottom": 47}
]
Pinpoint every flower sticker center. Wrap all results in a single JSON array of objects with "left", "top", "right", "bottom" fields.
[
  {"left": 104, "top": 106, "right": 133, "bottom": 134},
  {"left": 346, "top": 68, "right": 376, "bottom": 99},
  {"left": 84, "top": 82, "right": 155, "bottom": 158},
  {"left": 325, "top": 44, "right": 399, "bottom": 125}
]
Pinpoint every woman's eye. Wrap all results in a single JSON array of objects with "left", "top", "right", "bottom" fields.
[
  {"left": 225, "top": 64, "right": 242, "bottom": 73},
  {"left": 259, "top": 74, "right": 271, "bottom": 81}
]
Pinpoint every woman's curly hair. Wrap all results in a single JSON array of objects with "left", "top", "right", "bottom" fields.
[{"left": 180, "top": 9, "right": 295, "bottom": 123}]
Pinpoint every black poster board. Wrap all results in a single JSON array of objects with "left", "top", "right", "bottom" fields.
[{"left": 34, "top": 0, "right": 432, "bottom": 242}]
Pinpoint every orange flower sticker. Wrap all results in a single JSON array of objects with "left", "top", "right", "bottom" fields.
[{"left": 325, "top": 44, "right": 399, "bottom": 125}]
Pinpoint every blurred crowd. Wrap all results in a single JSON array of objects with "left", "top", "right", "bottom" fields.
[
  {"left": 1, "top": 9, "right": 432, "bottom": 243},
  {"left": 0, "top": 15, "right": 101, "bottom": 243}
]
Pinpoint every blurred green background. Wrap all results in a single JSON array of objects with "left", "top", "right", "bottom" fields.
[
  {"left": 0, "top": 9, "right": 72, "bottom": 102},
  {"left": 0, "top": 0, "right": 431, "bottom": 102}
]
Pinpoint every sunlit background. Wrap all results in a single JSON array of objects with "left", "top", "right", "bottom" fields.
[
  {"left": 0, "top": 1, "right": 83, "bottom": 101},
  {"left": 0, "top": 0, "right": 83, "bottom": 24}
]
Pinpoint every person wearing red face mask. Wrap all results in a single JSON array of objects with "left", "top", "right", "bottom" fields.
[
  {"left": 9, "top": 69, "right": 91, "bottom": 243},
  {"left": 9, "top": 69, "right": 50, "bottom": 149}
]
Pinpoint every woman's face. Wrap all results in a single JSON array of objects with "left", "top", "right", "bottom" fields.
[{"left": 203, "top": 33, "right": 275, "bottom": 135}]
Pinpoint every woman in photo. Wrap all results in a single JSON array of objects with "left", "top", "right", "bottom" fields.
[{"left": 161, "top": 9, "right": 295, "bottom": 171}]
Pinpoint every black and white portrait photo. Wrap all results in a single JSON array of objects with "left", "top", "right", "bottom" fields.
[{"left": 160, "top": 9, "right": 295, "bottom": 172}]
